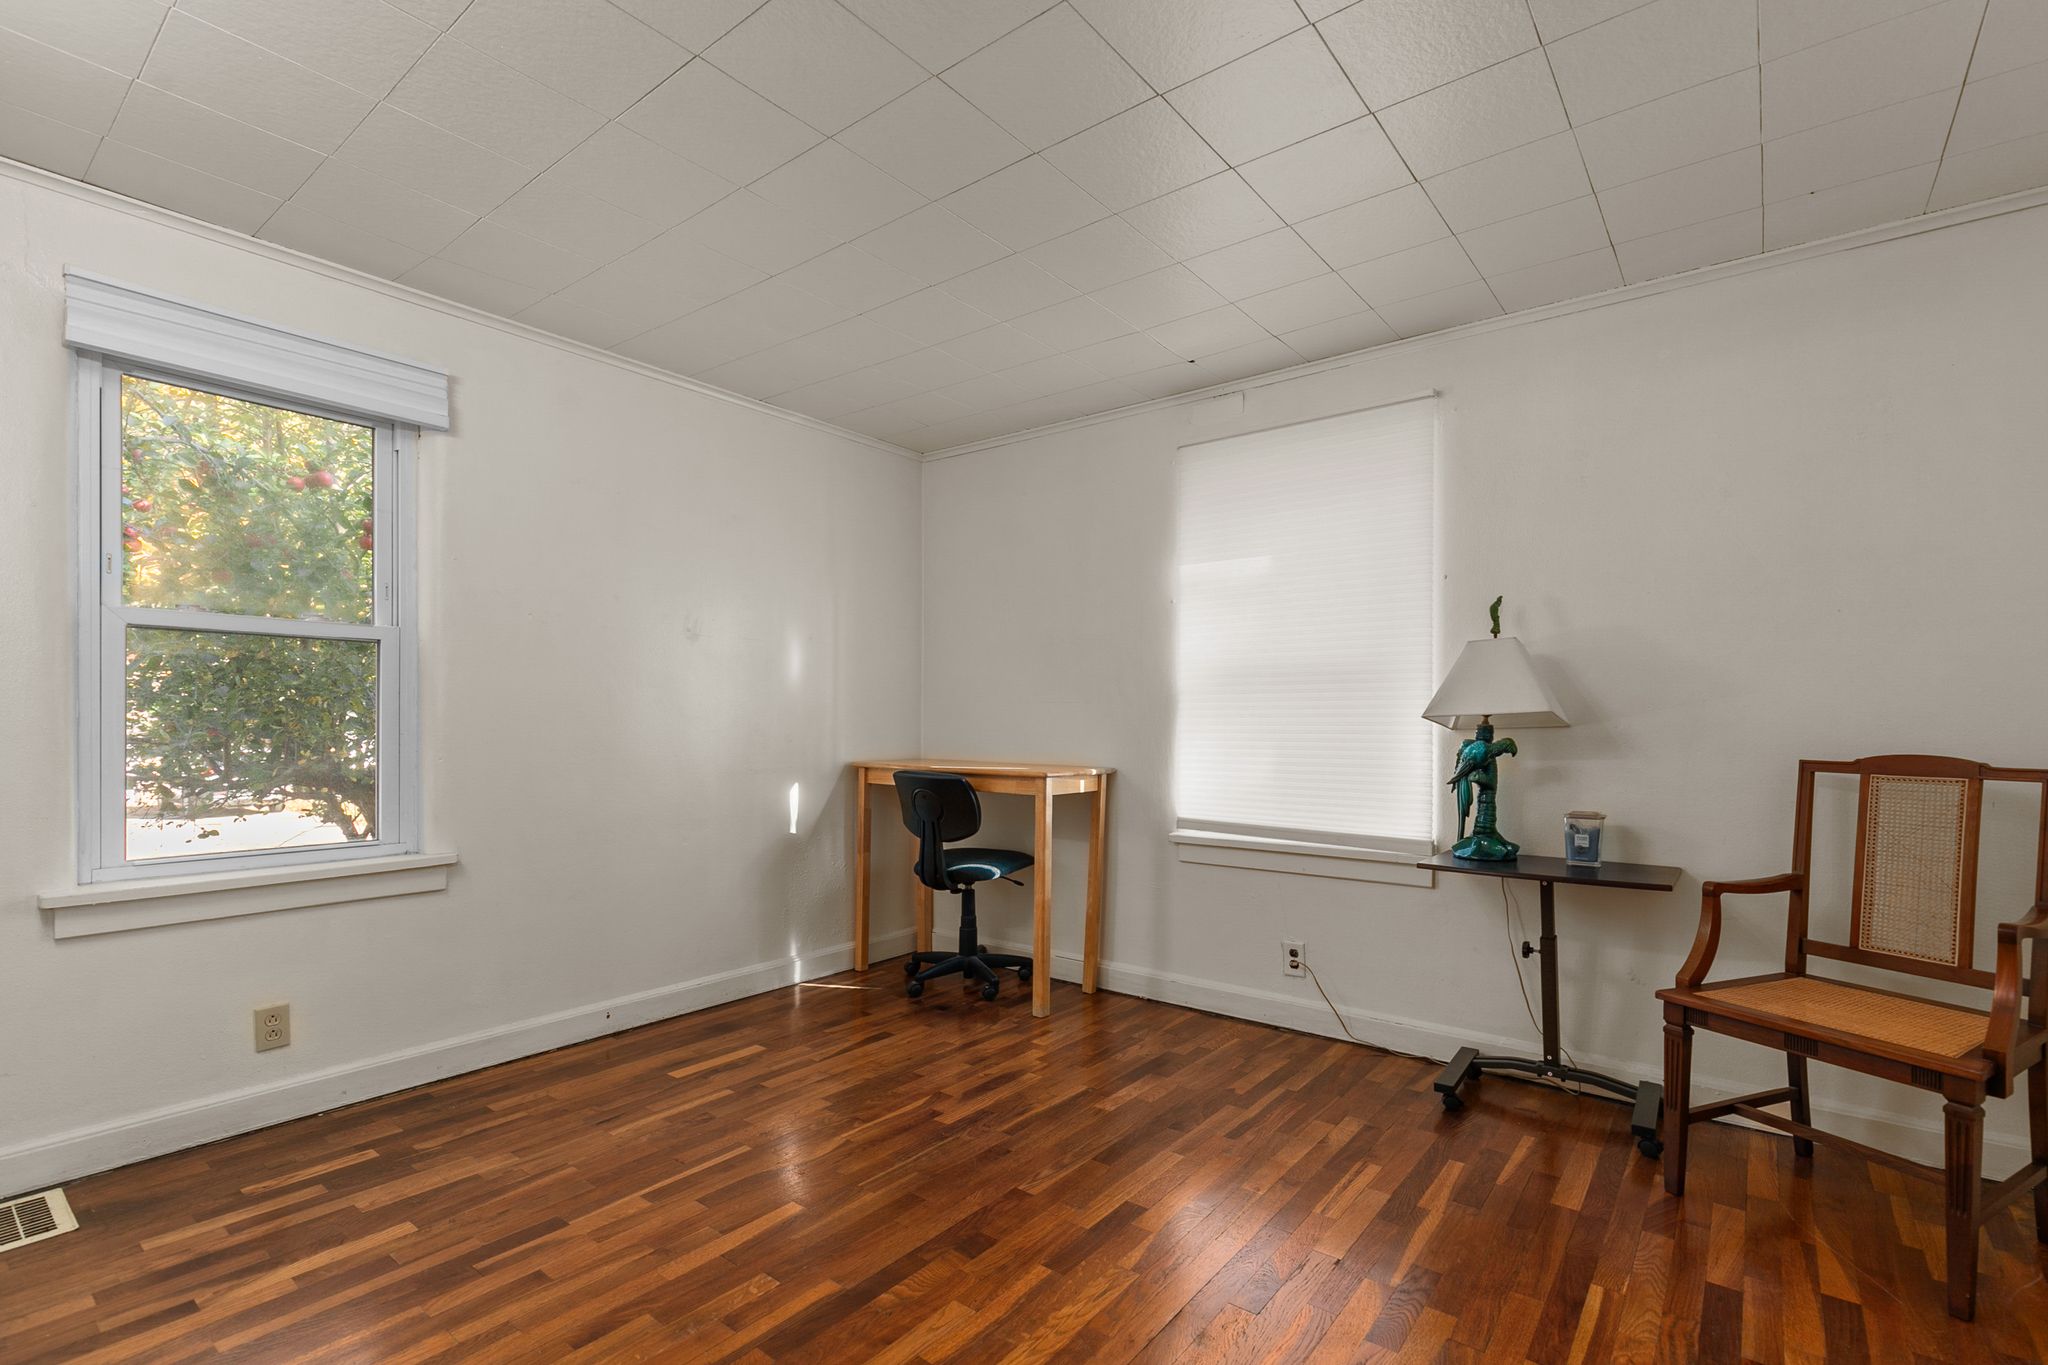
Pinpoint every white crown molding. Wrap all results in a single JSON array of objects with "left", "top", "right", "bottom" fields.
[
  {"left": 923, "top": 183, "right": 2048, "bottom": 462},
  {"left": 0, "top": 157, "right": 921, "bottom": 464}
]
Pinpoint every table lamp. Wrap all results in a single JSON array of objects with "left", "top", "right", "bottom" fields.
[{"left": 1422, "top": 598, "right": 1569, "bottom": 861}]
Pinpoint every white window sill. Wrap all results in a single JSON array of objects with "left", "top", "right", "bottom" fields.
[
  {"left": 1168, "top": 829, "right": 1435, "bottom": 886},
  {"left": 38, "top": 851, "right": 457, "bottom": 939}
]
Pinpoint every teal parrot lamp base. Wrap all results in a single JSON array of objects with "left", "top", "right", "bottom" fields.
[{"left": 1423, "top": 597, "right": 1569, "bottom": 864}]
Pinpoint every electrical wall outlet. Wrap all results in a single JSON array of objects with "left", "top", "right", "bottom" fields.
[
  {"left": 253, "top": 1004, "right": 290, "bottom": 1052},
  {"left": 1283, "top": 941, "right": 1305, "bottom": 977}
]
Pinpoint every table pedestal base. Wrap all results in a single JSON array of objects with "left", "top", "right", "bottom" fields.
[{"left": 1434, "top": 1045, "right": 1665, "bottom": 1158}]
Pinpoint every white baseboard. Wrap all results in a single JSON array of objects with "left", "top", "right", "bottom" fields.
[
  {"left": 0, "top": 927, "right": 916, "bottom": 1199},
  {"left": 984, "top": 938, "right": 2033, "bottom": 1170}
]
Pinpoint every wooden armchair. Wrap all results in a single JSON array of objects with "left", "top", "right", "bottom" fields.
[{"left": 1657, "top": 755, "right": 2048, "bottom": 1321}]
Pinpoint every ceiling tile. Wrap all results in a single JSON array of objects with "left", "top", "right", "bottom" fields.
[
  {"left": 551, "top": 227, "right": 765, "bottom": 332},
  {"left": 1546, "top": 0, "right": 1756, "bottom": 124},
  {"left": 839, "top": 79, "right": 1029, "bottom": 198},
  {"left": 0, "top": 0, "right": 164, "bottom": 76},
  {"left": 1336, "top": 236, "right": 1480, "bottom": 306},
  {"left": 1235, "top": 271, "right": 1369, "bottom": 332},
  {"left": 707, "top": 316, "right": 921, "bottom": 395},
  {"left": 1423, "top": 131, "right": 1591, "bottom": 232},
  {"left": 776, "top": 243, "right": 924, "bottom": 310},
  {"left": 1760, "top": 0, "right": 1949, "bottom": 62},
  {"left": 489, "top": 170, "right": 667, "bottom": 258},
  {"left": 753, "top": 140, "right": 924, "bottom": 238},
  {"left": 775, "top": 366, "right": 921, "bottom": 420},
  {"left": 1023, "top": 216, "right": 1172, "bottom": 290},
  {"left": 1070, "top": 0, "right": 1302, "bottom": 89},
  {"left": 868, "top": 286, "right": 1001, "bottom": 343},
  {"left": 1090, "top": 264, "right": 1228, "bottom": 327},
  {"left": 1969, "top": 0, "right": 2048, "bottom": 81},
  {"left": 387, "top": 36, "right": 606, "bottom": 166},
  {"left": 940, "top": 256, "right": 1078, "bottom": 318},
  {"left": 1319, "top": 0, "right": 1538, "bottom": 110},
  {"left": 86, "top": 139, "right": 281, "bottom": 232},
  {"left": 1598, "top": 145, "right": 1758, "bottom": 242},
  {"left": 1183, "top": 227, "right": 1326, "bottom": 298},
  {"left": 1235, "top": 117, "right": 1413, "bottom": 222},
  {"left": 1166, "top": 28, "right": 1365, "bottom": 165},
  {"left": 1121, "top": 172, "right": 1282, "bottom": 257},
  {"left": 1147, "top": 304, "right": 1267, "bottom": 358},
  {"left": 1946, "top": 59, "right": 2048, "bottom": 156},
  {"left": 176, "top": 0, "right": 434, "bottom": 98},
  {"left": 940, "top": 323, "right": 1055, "bottom": 368},
  {"left": 853, "top": 203, "right": 1011, "bottom": 282},
  {"left": 620, "top": 59, "right": 821, "bottom": 184},
  {"left": 1066, "top": 330, "right": 1184, "bottom": 378},
  {"left": 1762, "top": 162, "right": 1937, "bottom": 247},
  {"left": 544, "top": 125, "right": 730, "bottom": 226},
  {"left": 1572, "top": 68, "right": 1759, "bottom": 190},
  {"left": 863, "top": 344, "right": 987, "bottom": 393},
  {"left": 608, "top": 0, "right": 768, "bottom": 51},
  {"left": 1763, "top": 89, "right": 1956, "bottom": 201},
  {"left": 944, "top": 4, "right": 1150, "bottom": 149},
  {"left": 1041, "top": 98, "right": 1226, "bottom": 213},
  {"left": 941, "top": 156, "right": 1106, "bottom": 249},
  {"left": 1927, "top": 127, "right": 2048, "bottom": 208},
  {"left": 1196, "top": 336, "right": 1304, "bottom": 382},
  {"left": 1459, "top": 194, "right": 1610, "bottom": 275},
  {"left": 1375, "top": 49, "right": 1569, "bottom": 178},
  {"left": 704, "top": 0, "right": 924, "bottom": 133},
  {"left": 1279, "top": 309, "right": 1398, "bottom": 360},
  {"left": 259, "top": 203, "right": 427, "bottom": 278},
  {"left": 107, "top": 82, "right": 322, "bottom": 199},
  {"left": 332, "top": 105, "right": 536, "bottom": 216},
  {"left": 1613, "top": 205, "right": 1759, "bottom": 282},
  {"left": 140, "top": 11, "right": 373, "bottom": 153},
  {"left": 448, "top": 0, "right": 688, "bottom": 116},
  {"left": 1375, "top": 278, "right": 1502, "bottom": 335},
  {"left": 1526, "top": 0, "right": 1656, "bottom": 44},
  {"left": 838, "top": 0, "right": 1056, "bottom": 70},
  {"left": 1486, "top": 245, "right": 1621, "bottom": 309},
  {"left": 1293, "top": 183, "right": 1448, "bottom": 268},
  {"left": 440, "top": 218, "right": 596, "bottom": 291},
  {"left": 616, "top": 280, "right": 843, "bottom": 370},
  {"left": 1009, "top": 295, "right": 1133, "bottom": 348},
  {"left": 678, "top": 189, "right": 841, "bottom": 271},
  {"left": 514, "top": 295, "right": 643, "bottom": 348},
  {"left": 1761, "top": 0, "right": 1981, "bottom": 139},
  {"left": 0, "top": 29, "right": 129, "bottom": 132},
  {"left": 385, "top": 0, "right": 471, "bottom": 30},
  {"left": 287, "top": 158, "right": 478, "bottom": 253},
  {"left": 399, "top": 257, "right": 545, "bottom": 313},
  {"left": 0, "top": 100, "right": 102, "bottom": 177}
]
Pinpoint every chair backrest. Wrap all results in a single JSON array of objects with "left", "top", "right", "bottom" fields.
[
  {"left": 893, "top": 771, "right": 981, "bottom": 892},
  {"left": 1787, "top": 756, "right": 2048, "bottom": 988}
]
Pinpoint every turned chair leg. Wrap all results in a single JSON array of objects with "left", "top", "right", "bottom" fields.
[
  {"left": 1943, "top": 1097, "right": 1985, "bottom": 1321},
  {"left": 2030, "top": 1059, "right": 2048, "bottom": 1243},
  {"left": 1787, "top": 1055, "right": 1814, "bottom": 1160},
  {"left": 1662, "top": 1012, "right": 1693, "bottom": 1197}
]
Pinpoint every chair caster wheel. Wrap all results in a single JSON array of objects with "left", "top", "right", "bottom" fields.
[
  {"left": 906, "top": 979, "right": 924, "bottom": 999},
  {"left": 976, "top": 945, "right": 988, "bottom": 955},
  {"left": 1637, "top": 1137, "right": 1663, "bottom": 1160},
  {"left": 1440, "top": 1091, "right": 1464, "bottom": 1112},
  {"left": 981, "top": 981, "right": 1000, "bottom": 1001},
  {"left": 903, "top": 959, "right": 918, "bottom": 976},
  {"left": 1016, "top": 965, "right": 1032, "bottom": 983}
]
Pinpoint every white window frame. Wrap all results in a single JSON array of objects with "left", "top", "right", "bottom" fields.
[{"left": 72, "top": 355, "right": 423, "bottom": 884}]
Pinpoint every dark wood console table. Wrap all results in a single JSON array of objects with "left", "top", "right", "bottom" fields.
[{"left": 1416, "top": 852, "right": 1682, "bottom": 1158}]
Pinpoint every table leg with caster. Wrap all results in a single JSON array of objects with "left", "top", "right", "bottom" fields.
[
  {"left": 1630, "top": 1080, "right": 1664, "bottom": 1158},
  {"left": 1435, "top": 1046, "right": 1480, "bottom": 1111}
]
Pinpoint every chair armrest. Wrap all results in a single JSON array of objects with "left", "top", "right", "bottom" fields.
[
  {"left": 1675, "top": 872, "right": 1805, "bottom": 989},
  {"left": 1987, "top": 901, "right": 2048, "bottom": 1065}
]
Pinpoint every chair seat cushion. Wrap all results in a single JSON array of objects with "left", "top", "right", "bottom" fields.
[
  {"left": 941, "top": 847, "right": 1034, "bottom": 884},
  {"left": 1687, "top": 976, "right": 1988, "bottom": 1058}
]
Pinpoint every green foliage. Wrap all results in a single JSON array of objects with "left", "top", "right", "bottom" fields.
[{"left": 119, "top": 378, "right": 380, "bottom": 846}]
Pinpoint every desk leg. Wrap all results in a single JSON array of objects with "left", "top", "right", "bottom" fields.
[
  {"left": 1032, "top": 781, "right": 1053, "bottom": 1017},
  {"left": 853, "top": 769, "right": 871, "bottom": 972},
  {"left": 1537, "top": 880, "right": 1561, "bottom": 1066},
  {"left": 1083, "top": 773, "right": 1109, "bottom": 994}
]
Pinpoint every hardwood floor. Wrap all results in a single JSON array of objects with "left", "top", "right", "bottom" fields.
[{"left": 2, "top": 962, "right": 2043, "bottom": 1363}]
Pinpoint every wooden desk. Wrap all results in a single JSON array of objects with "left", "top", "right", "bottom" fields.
[{"left": 853, "top": 760, "right": 1113, "bottom": 1017}]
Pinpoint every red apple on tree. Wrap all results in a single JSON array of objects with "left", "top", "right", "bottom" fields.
[
  {"left": 310, "top": 469, "right": 336, "bottom": 488},
  {"left": 287, "top": 476, "right": 306, "bottom": 491},
  {"left": 133, "top": 498, "right": 152, "bottom": 513},
  {"left": 359, "top": 533, "right": 374, "bottom": 551}
]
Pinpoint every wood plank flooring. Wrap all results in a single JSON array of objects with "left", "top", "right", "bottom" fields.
[{"left": 1, "top": 961, "right": 2043, "bottom": 1363}]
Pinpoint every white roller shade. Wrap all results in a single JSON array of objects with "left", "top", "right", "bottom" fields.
[{"left": 1174, "top": 398, "right": 1436, "bottom": 846}]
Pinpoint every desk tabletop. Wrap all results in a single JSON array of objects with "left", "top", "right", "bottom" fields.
[
  {"left": 1416, "top": 851, "right": 1681, "bottom": 893},
  {"left": 854, "top": 759, "right": 1115, "bottom": 779}
]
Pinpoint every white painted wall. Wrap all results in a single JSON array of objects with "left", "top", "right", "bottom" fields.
[
  {"left": 0, "top": 168, "right": 922, "bottom": 1193},
  {"left": 920, "top": 202, "right": 2048, "bottom": 1165}
]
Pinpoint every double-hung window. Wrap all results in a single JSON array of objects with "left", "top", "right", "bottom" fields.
[
  {"left": 67, "top": 274, "right": 446, "bottom": 884},
  {"left": 1171, "top": 397, "right": 1437, "bottom": 871}
]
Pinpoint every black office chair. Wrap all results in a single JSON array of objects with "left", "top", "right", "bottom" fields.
[{"left": 892, "top": 771, "right": 1035, "bottom": 1001}]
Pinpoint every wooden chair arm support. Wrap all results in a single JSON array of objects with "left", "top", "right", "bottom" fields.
[
  {"left": 1675, "top": 872, "right": 1805, "bottom": 989},
  {"left": 1987, "top": 901, "right": 2048, "bottom": 1065}
]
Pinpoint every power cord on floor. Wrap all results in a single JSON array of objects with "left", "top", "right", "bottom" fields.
[
  {"left": 1501, "top": 878, "right": 1584, "bottom": 1098},
  {"left": 1301, "top": 961, "right": 1437, "bottom": 1066}
]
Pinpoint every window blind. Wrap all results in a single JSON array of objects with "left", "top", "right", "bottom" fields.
[{"left": 1173, "top": 398, "right": 1436, "bottom": 847}]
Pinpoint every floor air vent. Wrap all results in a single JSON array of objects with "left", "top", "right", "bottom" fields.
[{"left": 0, "top": 1189, "right": 77, "bottom": 1253}]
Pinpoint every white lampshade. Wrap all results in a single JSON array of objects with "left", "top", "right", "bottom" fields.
[{"left": 1422, "top": 636, "right": 1569, "bottom": 730}]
